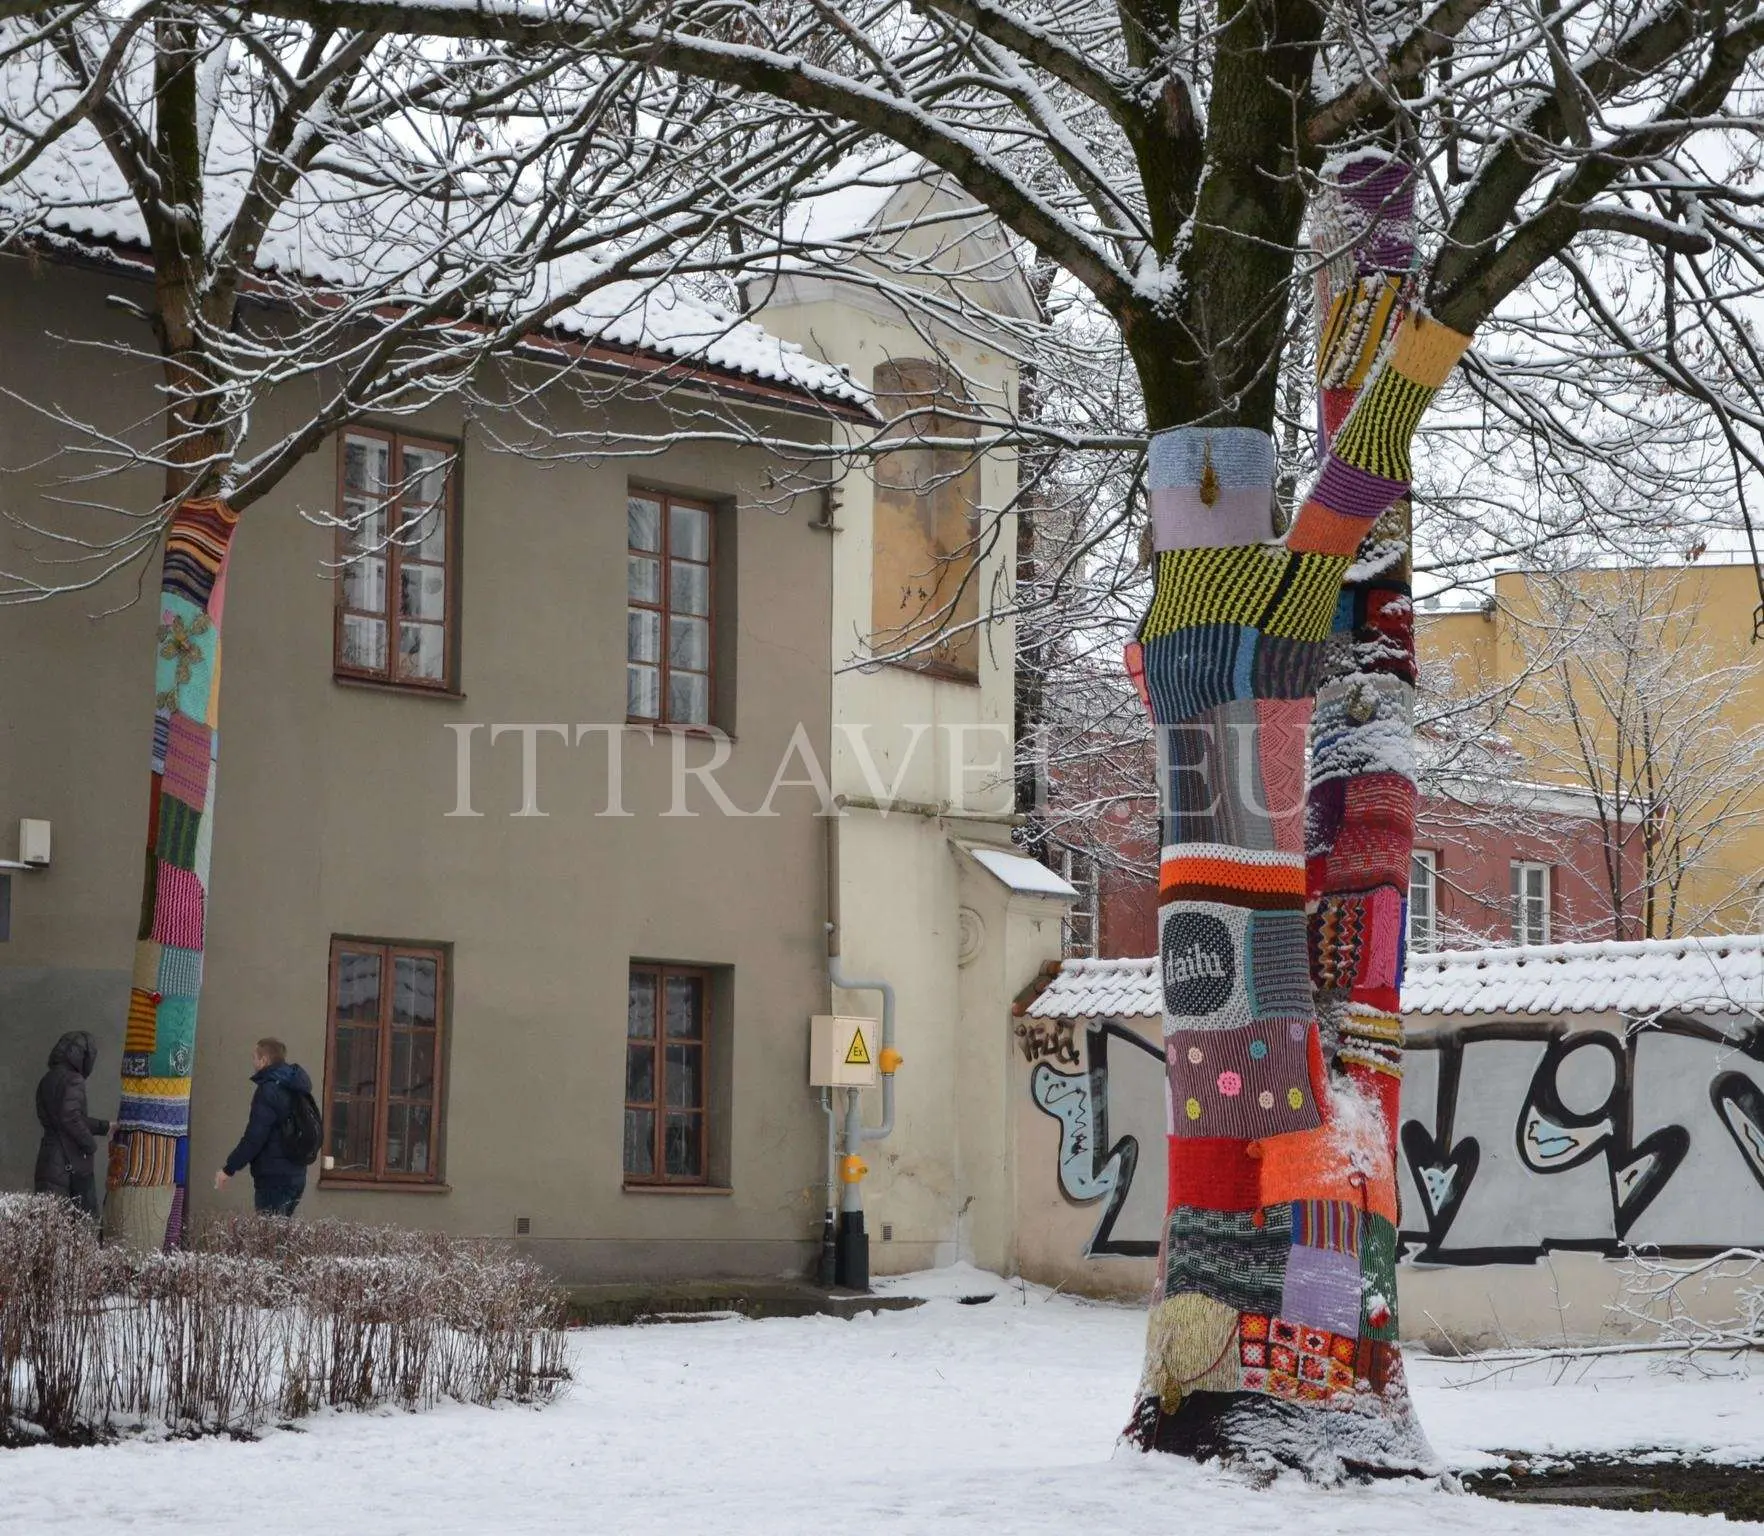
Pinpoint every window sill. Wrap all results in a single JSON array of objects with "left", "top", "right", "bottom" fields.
[
  {"left": 333, "top": 673, "right": 466, "bottom": 702},
  {"left": 318, "top": 1179, "right": 451, "bottom": 1193},
  {"left": 622, "top": 1183, "right": 732, "bottom": 1196},
  {"left": 881, "top": 657, "right": 980, "bottom": 687},
  {"left": 626, "top": 722, "right": 737, "bottom": 744}
]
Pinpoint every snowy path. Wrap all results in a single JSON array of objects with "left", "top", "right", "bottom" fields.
[{"left": 5, "top": 1267, "right": 1762, "bottom": 1534}]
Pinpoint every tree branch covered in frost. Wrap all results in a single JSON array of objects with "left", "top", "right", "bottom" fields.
[
  {"left": 0, "top": 4, "right": 879, "bottom": 600},
  {"left": 4, "top": 0, "right": 1764, "bottom": 806}
]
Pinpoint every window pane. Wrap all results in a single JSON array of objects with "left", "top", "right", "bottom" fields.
[
  {"left": 627, "top": 664, "right": 660, "bottom": 720},
  {"left": 624, "top": 1108, "right": 655, "bottom": 1176},
  {"left": 341, "top": 615, "right": 387, "bottom": 673},
  {"left": 664, "top": 1113, "right": 702, "bottom": 1178},
  {"left": 628, "top": 970, "right": 657, "bottom": 1038},
  {"left": 342, "top": 556, "right": 386, "bottom": 615},
  {"left": 336, "top": 1026, "right": 378, "bottom": 1096},
  {"left": 336, "top": 952, "right": 383, "bottom": 1022},
  {"left": 670, "top": 560, "right": 710, "bottom": 617},
  {"left": 402, "top": 447, "right": 449, "bottom": 509},
  {"left": 400, "top": 564, "right": 446, "bottom": 621},
  {"left": 398, "top": 622, "right": 446, "bottom": 681},
  {"left": 665, "top": 1044, "right": 702, "bottom": 1109},
  {"left": 390, "top": 1031, "right": 436, "bottom": 1097},
  {"left": 626, "top": 1044, "right": 655, "bottom": 1105},
  {"left": 409, "top": 501, "right": 447, "bottom": 564},
  {"left": 669, "top": 615, "right": 709, "bottom": 672},
  {"left": 670, "top": 503, "right": 711, "bottom": 562},
  {"left": 407, "top": 1106, "right": 432, "bottom": 1175},
  {"left": 628, "top": 495, "right": 662, "bottom": 553},
  {"left": 344, "top": 435, "right": 389, "bottom": 497},
  {"left": 384, "top": 1101, "right": 409, "bottom": 1172},
  {"left": 329, "top": 1097, "right": 374, "bottom": 1171},
  {"left": 665, "top": 975, "right": 703, "bottom": 1038},
  {"left": 393, "top": 954, "right": 439, "bottom": 1027},
  {"left": 627, "top": 608, "right": 661, "bottom": 664},
  {"left": 668, "top": 671, "right": 709, "bottom": 725},
  {"left": 343, "top": 499, "right": 387, "bottom": 554},
  {"left": 628, "top": 555, "right": 660, "bottom": 603}
]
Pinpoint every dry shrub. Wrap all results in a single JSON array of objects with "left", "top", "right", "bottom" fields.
[{"left": 0, "top": 1195, "right": 569, "bottom": 1446}]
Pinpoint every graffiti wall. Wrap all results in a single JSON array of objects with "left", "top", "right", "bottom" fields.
[{"left": 1017, "top": 1010, "right": 1764, "bottom": 1300}]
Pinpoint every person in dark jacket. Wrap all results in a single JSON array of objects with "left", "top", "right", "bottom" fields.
[
  {"left": 34, "top": 1029, "right": 110, "bottom": 1218},
  {"left": 215, "top": 1037, "right": 312, "bottom": 1216}
]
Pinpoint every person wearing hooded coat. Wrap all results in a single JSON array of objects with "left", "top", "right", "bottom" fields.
[{"left": 33, "top": 1030, "right": 109, "bottom": 1218}]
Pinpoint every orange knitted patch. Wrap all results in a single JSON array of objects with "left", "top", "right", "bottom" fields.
[
  {"left": 1286, "top": 501, "right": 1371, "bottom": 556},
  {"left": 124, "top": 988, "right": 159, "bottom": 1053}
]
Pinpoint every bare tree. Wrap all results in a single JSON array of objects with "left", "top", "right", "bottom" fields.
[
  {"left": 15, "top": 0, "right": 1764, "bottom": 1476},
  {"left": 1425, "top": 562, "right": 1764, "bottom": 939}
]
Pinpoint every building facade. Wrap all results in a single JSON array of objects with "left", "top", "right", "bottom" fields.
[
  {"left": 1, "top": 171, "right": 1073, "bottom": 1284},
  {"left": 751, "top": 166, "right": 1073, "bottom": 1277},
  {"left": 0, "top": 253, "right": 847, "bottom": 1278}
]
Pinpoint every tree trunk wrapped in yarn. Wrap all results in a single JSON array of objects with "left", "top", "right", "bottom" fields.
[
  {"left": 1123, "top": 158, "right": 1468, "bottom": 1473},
  {"left": 104, "top": 498, "right": 239, "bottom": 1252}
]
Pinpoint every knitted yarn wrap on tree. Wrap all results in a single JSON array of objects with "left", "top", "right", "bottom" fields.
[
  {"left": 105, "top": 497, "right": 238, "bottom": 1252},
  {"left": 1122, "top": 277, "right": 1468, "bottom": 1470}
]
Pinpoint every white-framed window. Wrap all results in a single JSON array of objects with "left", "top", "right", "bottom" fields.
[
  {"left": 1511, "top": 861, "right": 1551, "bottom": 946},
  {"left": 1407, "top": 851, "right": 1438, "bottom": 953}
]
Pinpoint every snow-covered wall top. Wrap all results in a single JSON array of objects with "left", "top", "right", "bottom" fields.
[{"left": 1029, "top": 936, "right": 1764, "bottom": 1021}]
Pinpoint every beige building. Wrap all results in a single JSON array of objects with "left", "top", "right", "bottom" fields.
[
  {"left": 1, "top": 171, "right": 1072, "bottom": 1286},
  {"left": 751, "top": 164, "right": 1074, "bottom": 1278},
  {"left": 0, "top": 250, "right": 843, "bottom": 1278}
]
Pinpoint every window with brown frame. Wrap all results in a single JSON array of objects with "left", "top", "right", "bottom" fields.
[
  {"left": 624, "top": 964, "right": 709, "bottom": 1183},
  {"left": 335, "top": 428, "right": 458, "bottom": 690},
  {"left": 323, "top": 939, "right": 447, "bottom": 1184},
  {"left": 626, "top": 491, "right": 715, "bottom": 726}
]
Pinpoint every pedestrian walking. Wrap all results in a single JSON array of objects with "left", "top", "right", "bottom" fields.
[{"left": 214, "top": 1038, "right": 320, "bottom": 1216}]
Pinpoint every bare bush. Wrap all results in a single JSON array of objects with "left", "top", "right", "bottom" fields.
[{"left": 0, "top": 1196, "right": 569, "bottom": 1446}]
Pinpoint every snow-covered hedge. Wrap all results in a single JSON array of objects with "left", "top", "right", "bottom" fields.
[{"left": 0, "top": 1196, "right": 568, "bottom": 1445}]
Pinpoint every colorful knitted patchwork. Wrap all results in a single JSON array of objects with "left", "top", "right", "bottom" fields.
[
  {"left": 107, "top": 498, "right": 238, "bottom": 1254},
  {"left": 1128, "top": 156, "right": 1469, "bottom": 1469}
]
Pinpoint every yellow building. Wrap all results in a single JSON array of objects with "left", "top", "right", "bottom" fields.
[{"left": 1417, "top": 559, "right": 1764, "bottom": 938}]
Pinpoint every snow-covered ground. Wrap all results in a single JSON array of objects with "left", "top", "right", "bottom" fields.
[{"left": 5, "top": 1265, "right": 1762, "bottom": 1535}]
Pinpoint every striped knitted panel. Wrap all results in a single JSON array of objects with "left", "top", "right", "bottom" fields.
[
  {"left": 107, "top": 499, "right": 237, "bottom": 1253},
  {"left": 1288, "top": 316, "right": 1470, "bottom": 558}
]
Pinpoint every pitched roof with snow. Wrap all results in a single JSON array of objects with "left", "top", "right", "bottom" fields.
[
  {"left": 1024, "top": 956, "right": 1159, "bottom": 1020},
  {"left": 0, "top": 68, "right": 867, "bottom": 411},
  {"left": 1024, "top": 936, "right": 1764, "bottom": 1022},
  {"left": 1404, "top": 936, "right": 1764, "bottom": 1018}
]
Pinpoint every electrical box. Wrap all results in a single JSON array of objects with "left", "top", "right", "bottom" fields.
[
  {"left": 810, "top": 1014, "right": 878, "bottom": 1088},
  {"left": 18, "top": 819, "right": 49, "bottom": 866}
]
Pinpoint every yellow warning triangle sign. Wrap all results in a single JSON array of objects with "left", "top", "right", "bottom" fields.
[{"left": 845, "top": 1029, "right": 872, "bottom": 1067}]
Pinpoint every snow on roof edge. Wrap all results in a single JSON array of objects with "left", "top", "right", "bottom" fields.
[{"left": 1026, "top": 936, "right": 1764, "bottom": 1021}]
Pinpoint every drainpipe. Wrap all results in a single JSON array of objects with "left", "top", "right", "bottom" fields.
[
  {"left": 818, "top": 1088, "right": 838, "bottom": 1288},
  {"left": 824, "top": 817, "right": 902, "bottom": 1291}
]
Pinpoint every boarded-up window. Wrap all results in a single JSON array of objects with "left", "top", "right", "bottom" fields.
[{"left": 870, "top": 360, "right": 981, "bottom": 680}]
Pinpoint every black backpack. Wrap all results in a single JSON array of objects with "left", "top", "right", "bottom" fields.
[{"left": 278, "top": 1084, "right": 324, "bottom": 1166}]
